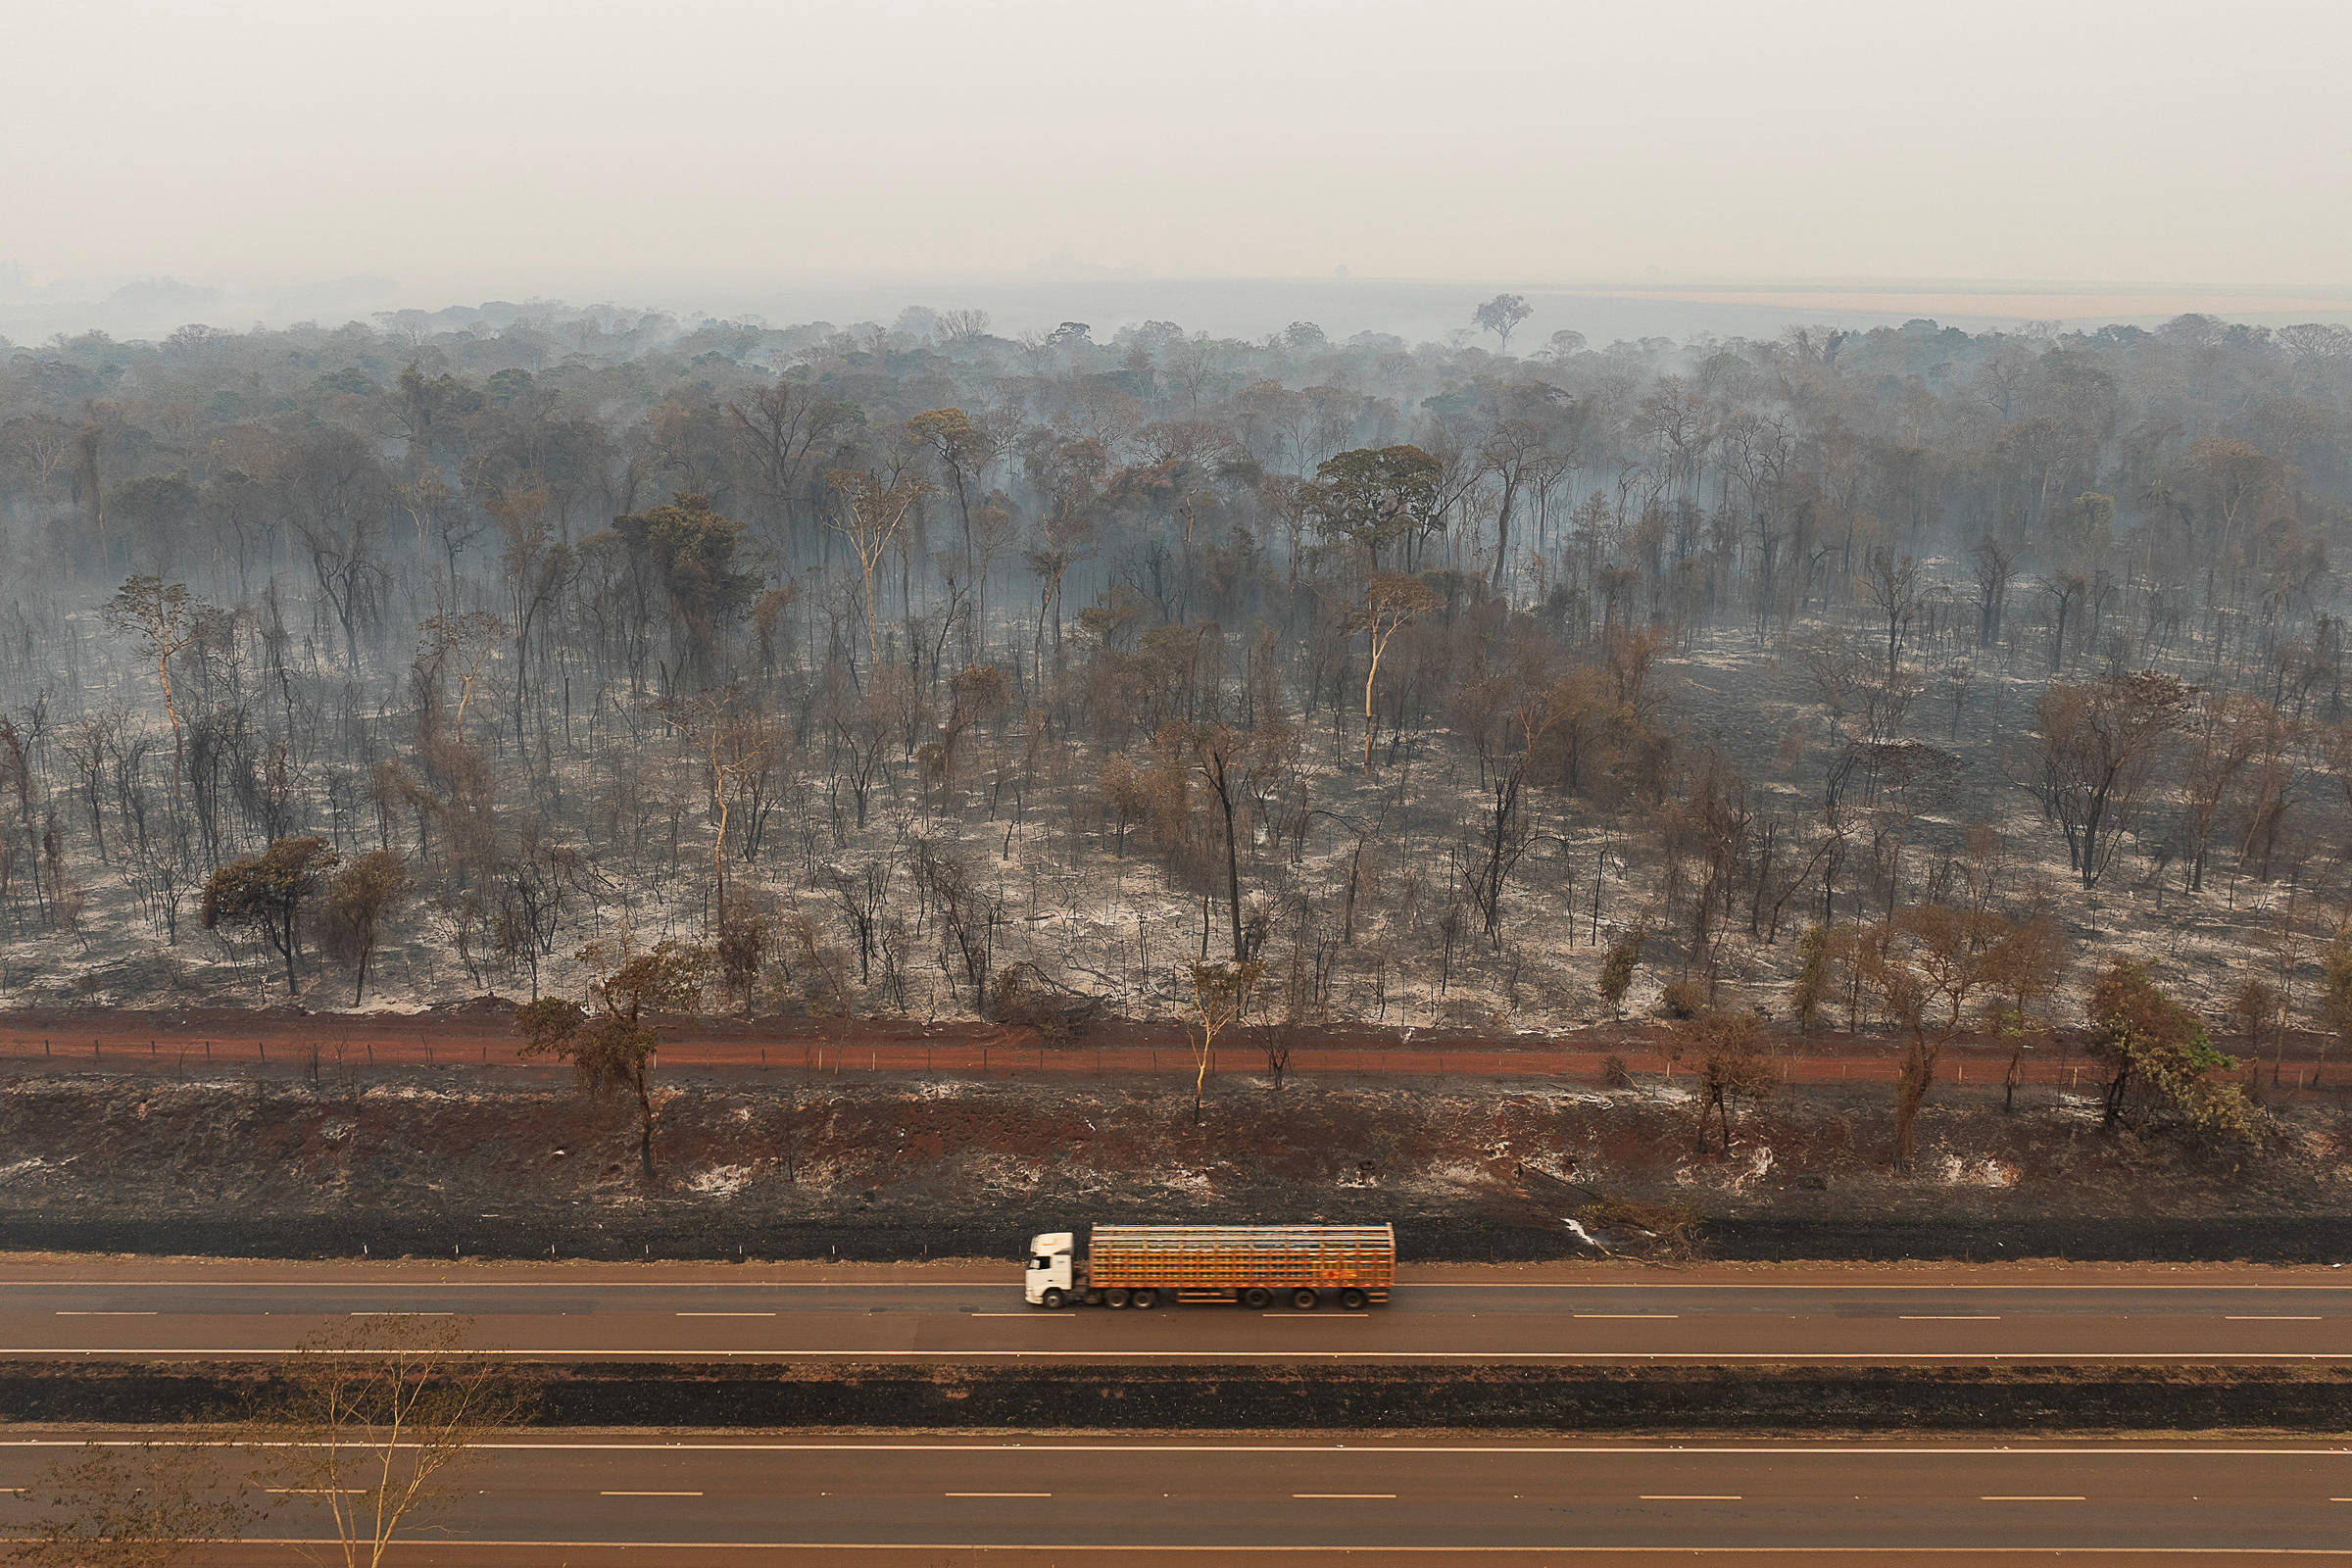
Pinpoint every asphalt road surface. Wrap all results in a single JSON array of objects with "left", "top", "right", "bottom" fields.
[
  {"left": 2, "top": 1257, "right": 2348, "bottom": 1362},
  {"left": 6, "top": 1434, "right": 2352, "bottom": 1563}
]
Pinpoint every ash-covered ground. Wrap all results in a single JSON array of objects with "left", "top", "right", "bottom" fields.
[{"left": 4, "top": 1066, "right": 2345, "bottom": 1262}]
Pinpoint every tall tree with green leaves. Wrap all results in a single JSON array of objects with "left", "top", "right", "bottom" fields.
[
  {"left": 2085, "top": 959, "right": 2260, "bottom": 1143},
  {"left": 1304, "top": 446, "right": 1444, "bottom": 568}
]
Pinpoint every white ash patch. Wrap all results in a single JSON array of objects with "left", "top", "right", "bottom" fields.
[
  {"left": 1675, "top": 1144, "right": 1775, "bottom": 1193},
  {"left": 361, "top": 1083, "right": 471, "bottom": 1103},
  {"left": 687, "top": 1164, "right": 754, "bottom": 1198},
  {"left": 1936, "top": 1153, "right": 2020, "bottom": 1188}
]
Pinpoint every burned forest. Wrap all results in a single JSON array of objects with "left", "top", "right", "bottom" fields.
[{"left": 0, "top": 301, "right": 2348, "bottom": 1100}]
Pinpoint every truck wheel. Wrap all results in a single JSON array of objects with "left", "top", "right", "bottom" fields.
[
  {"left": 1291, "top": 1288, "right": 1320, "bottom": 1310},
  {"left": 1105, "top": 1288, "right": 1131, "bottom": 1308},
  {"left": 1042, "top": 1288, "right": 1066, "bottom": 1309},
  {"left": 1241, "top": 1287, "right": 1271, "bottom": 1308},
  {"left": 1131, "top": 1289, "right": 1158, "bottom": 1309},
  {"left": 1339, "top": 1288, "right": 1368, "bottom": 1309}
]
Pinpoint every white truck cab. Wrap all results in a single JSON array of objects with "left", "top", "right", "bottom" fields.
[{"left": 1024, "top": 1231, "right": 1077, "bottom": 1305}]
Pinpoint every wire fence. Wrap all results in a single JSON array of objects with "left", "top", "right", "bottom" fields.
[{"left": 1, "top": 1032, "right": 2341, "bottom": 1095}]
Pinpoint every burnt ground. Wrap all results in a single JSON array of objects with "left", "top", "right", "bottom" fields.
[
  {"left": 11, "top": 1358, "right": 2352, "bottom": 1433},
  {"left": 1, "top": 1063, "right": 2346, "bottom": 1262}
]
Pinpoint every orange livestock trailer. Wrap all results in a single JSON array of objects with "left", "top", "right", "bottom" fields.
[{"left": 1024, "top": 1223, "right": 1396, "bottom": 1309}]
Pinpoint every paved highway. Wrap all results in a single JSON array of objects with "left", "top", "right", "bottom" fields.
[
  {"left": 6, "top": 1434, "right": 2352, "bottom": 1563},
  {"left": 1, "top": 1257, "right": 2348, "bottom": 1361}
]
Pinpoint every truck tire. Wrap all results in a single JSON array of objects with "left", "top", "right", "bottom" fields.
[
  {"left": 1131, "top": 1289, "right": 1158, "bottom": 1308},
  {"left": 1339, "top": 1288, "right": 1368, "bottom": 1309},
  {"left": 1291, "top": 1288, "right": 1320, "bottom": 1309},
  {"left": 1105, "top": 1288, "right": 1131, "bottom": 1308},
  {"left": 1241, "top": 1287, "right": 1271, "bottom": 1308},
  {"left": 1042, "top": 1288, "right": 1066, "bottom": 1309}
]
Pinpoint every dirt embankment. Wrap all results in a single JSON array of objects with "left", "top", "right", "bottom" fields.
[
  {"left": 1, "top": 1067, "right": 2345, "bottom": 1263},
  {"left": 6, "top": 1359, "right": 2349, "bottom": 1433}
]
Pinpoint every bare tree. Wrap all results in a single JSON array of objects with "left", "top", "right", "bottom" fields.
[
  {"left": 101, "top": 575, "right": 208, "bottom": 814},
  {"left": 1861, "top": 549, "right": 1922, "bottom": 688},
  {"left": 1186, "top": 957, "right": 1261, "bottom": 1124},
  {"left": 825, "top": 467, "right": 928, "bottom": 671},
  {"left": 270, "top": 1314, "right": 533, "bottom": 1568},
  {"left": 1472, "top": 293, "right": 1534, "bottom": 353},
  {"left": 1350, "top": 571, "right": 1440, "bottom": 773},
  {"left": 2032, "top": 671, "right": 2194, "bottom": 888}
]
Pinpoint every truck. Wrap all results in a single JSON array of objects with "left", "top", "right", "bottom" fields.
[{"left": 1023, "top": 1223, "right": 1396, "bottom": 1309}]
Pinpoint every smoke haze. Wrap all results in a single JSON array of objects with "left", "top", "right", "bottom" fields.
[{"left": 5, "top": 0, "right": 2348, "bottom": 320}]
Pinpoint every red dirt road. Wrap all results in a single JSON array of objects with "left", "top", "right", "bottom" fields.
[{"left": 0, "top": 1006, "right": 2338, "bottom": 1092}]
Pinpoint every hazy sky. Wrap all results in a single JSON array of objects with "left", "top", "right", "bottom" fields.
[{"left": 7, "top": 0, "right": 2349, "bottom": 301}]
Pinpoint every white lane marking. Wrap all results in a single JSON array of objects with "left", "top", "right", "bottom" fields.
[
  {"left": 1409, "top": 1282, "right": 2352, "bottom": 1292},
  {"left": 1642, "top": 1494, "right": 1741, "bottom": 1500},
  {"left": 266, "top": 1488, "right": 365, "bottom": 1494},
  {"left": 1900, "top": 1315, "right": 2000, "bottom": 1320},
  {"left": 12, "top": 1439, "right": 2352, "bottom": 1457},
  {"left": 28, "top": 1541, "right": 2352, "bottom": 1554},
  {"left": 1984, "top": 1495, "right": 2087, "bottom": 1501},
  {"left": 1295, "top": 1493, "right": 1396, "bottom": 1498},
  {"left": 1577, "top": 1314, "right": 1679, "bottom": 1319},
  {"left": 11, "top": 1349, "right": 2352, "bottom": 1362},
  {"left": 346, "top": 1311, "right": 453, "bottom": 1317},
  {"left": 2230, "top": 1316, "right": 2323, "bottom": 1321},
  {"left": 0, "top": 1281, "right": 999, "bottom": 1289},
  {"left": 601, "top": 1490, "right": 703, "bottom": 1496},
  {"left": 674, "top": 1312, "right": 776, "bottom": 1318},
  {"left": 945, "top": 1491, "right": 1051, "bottom": 1497},
  {"left": 52, "top": 1311, "right": 157, "bottom": 1316},
  {"left": 1260, "top": 1312, "right": 1370, "bottom": 1318},
  {"left": 971, "top": 1312, "right": 1062, "bottom": 1318}
]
